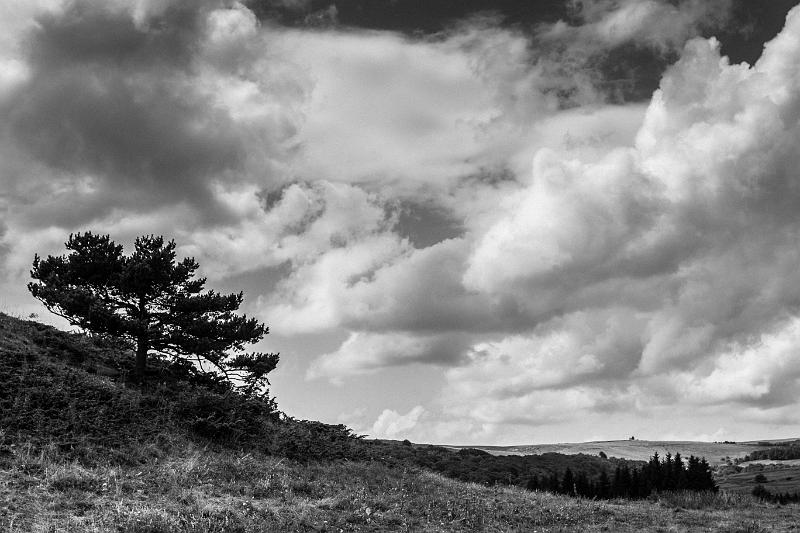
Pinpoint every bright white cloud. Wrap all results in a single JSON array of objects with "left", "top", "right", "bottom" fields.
[
  {"left": 369, "top": 406, "right": 426, "bottom": 440},
  {"left": 431, "top": 6, "right": 800, "bottom": 436},
  {"left": 4, "top": 0, "right": 800, "bottom": 444},
  {"left": 307, "top": 331, "right": 469, "bottom": 384},
  {"left": 269, "top": 24, "right": 558, "bottom": 189}
]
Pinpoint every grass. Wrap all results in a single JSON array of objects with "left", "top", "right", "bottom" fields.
[
  {"left": 3, "top": 311, "right": 800, "bottom": 532},
  {"left": 2, "top": 441, "right": 800, "bottom": 532},
  {"left": 2, "top": 439, "right": 800, "bottom": 533},
  {"left": 718, "top": 465, "right": 800, "bottom": 495}
]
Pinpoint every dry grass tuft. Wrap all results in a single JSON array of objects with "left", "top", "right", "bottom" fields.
[{"left": 655, "top": 489, "right": 754, "bottom": 510}]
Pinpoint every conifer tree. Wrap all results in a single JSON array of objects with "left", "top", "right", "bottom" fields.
[
  {"left": 29, "top": 232, "right": 279, "bottom": 395},
  {"left": 596, "top": 469, "right": 611, "bottom": 499},
  {"left": 673, "top": 453, "right": 688, "bottom": 489},
  {"left": 561, "top": 468, "right": 575, "bottom": 495}
]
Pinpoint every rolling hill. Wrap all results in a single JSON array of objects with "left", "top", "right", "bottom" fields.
[
  {"left": 2, "top": 311, "right": 800, "bottom": 532},
  {"left": 448, "top": 440, "right": 781, "bottom": 466}
]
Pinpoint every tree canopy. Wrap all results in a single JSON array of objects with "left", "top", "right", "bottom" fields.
[{"left": 29, "top": 232, "right": 278, "bottom": 395}]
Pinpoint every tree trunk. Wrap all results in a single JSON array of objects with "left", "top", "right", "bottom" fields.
[
  {"left": 134, "top": 335, "right": 148, "bottom": 383},
  {"left": 134, "top": 296, "right": 148, "bottom": 383}
]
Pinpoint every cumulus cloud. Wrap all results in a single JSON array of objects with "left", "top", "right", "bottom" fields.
[
  {"left": 431, "top": 6, "right": 800, "bottom": 434},
  {"left": 307, "top": 331, "right": 470, "bottom": 383},
  {"left": 273, "top": 23, "right": 559, "bottom": 188},
  {"left": 3, "top": 0, "right": 799, "bottom": 443},
  {"left": 544, "top": 0, "right": 733, "bottom": 52},
  {"left": 1, "top": 0, "right": 301, "bottom": 233},
  {"left": 531, "top": 0, "right": 736, "bottom": 103},
  {"left": 369, "top": 406, "right": 426, "bottom": 440},
  {"left": 302, "top": 4, "right": 800, "bottom": 440}
]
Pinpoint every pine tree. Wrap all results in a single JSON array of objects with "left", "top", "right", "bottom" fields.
[
  {"left": 561, "top": 468, "right": 576, "bottom": 495},
  {"left": 597, "top": 469, "right": 611, "bottom": 499},
  {"left": 674, "top": 453, "right": 688, "bottom": 489},
  {"left": 686, "top": 455, "right": 701, "bottom": 490},
  {"left": 630, "top": 468, "right": 642, "bottom": 499},
  {"left": 699, "top": 458, "right": 717, "bottom": 492},
  {"left": 612, "top": 465, "right": 623, "bottom": 497},
  {"left": 621, "top": 464, "right": 633, "bottom": 497},
  {"left": 664, "top": 452, "right": 675, "bottom": 490},
  {"left": 29, "top": 232, "right": 279, "bottom": 395},
  {"left": 575, "top": 471, "right": 591, "bottom": 497},
  {"left": 548, "top": 472, "right": 561, "bottom": 493}
]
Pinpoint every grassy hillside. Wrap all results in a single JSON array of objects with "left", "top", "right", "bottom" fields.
[
  {"left": 5, "top": 442, "right": 800, "bottom": 532},
  {"left": 2, "top": 312, "right": 800, "bottom": 532},
  {"left": 719, "top": 465, "right": 800, "bottom": 495}
]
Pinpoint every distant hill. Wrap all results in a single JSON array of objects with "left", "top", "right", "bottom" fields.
[{"left": 447, "top": 440, "right": 781, "bottom": 466}]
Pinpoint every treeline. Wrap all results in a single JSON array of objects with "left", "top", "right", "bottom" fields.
[
  {"left": 409, "top": 448, "right": 619, "bottom": 487},
  {"left": 526, "top": 452, "right": 717, "bottom": 499},
  {"left": 752, "top": 485, "right": 800, "bottom": 504},
  {"left": 740, "top": 443, "right": 800, "bottom": 462},
  {"left": 365, "top": 445, "right": 718, "bottom": 502}
]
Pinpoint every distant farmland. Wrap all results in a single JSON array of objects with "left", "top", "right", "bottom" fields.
[
  {"left": 449, "top": 438, "right": 800, "bottom": 497},
  {"left": 447, "top": 439, "right": 787, "bottom": 466},
  {"left": 718, "top": 465, "right": 800, "bottom": 495}
]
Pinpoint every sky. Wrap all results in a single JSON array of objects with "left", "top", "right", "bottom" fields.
[{"left": 2, "top": 0, "right": 800, "bottom": 445}]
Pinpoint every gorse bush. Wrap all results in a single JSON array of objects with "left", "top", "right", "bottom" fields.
[{"left": 266, "top": 419, "right": 365, "bottom": 462}]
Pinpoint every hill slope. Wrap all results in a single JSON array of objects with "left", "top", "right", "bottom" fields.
[
  {"left": 2, "top": 313, "right": 800, "bottom": 532},
  {"left": 6, "top": 443, "right": 800, "bottom": 532}
]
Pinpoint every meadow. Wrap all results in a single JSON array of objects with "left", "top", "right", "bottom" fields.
[
  {"left": 4, "top": 439, "right": 800, "bottom": 532},
  {"left": 718, "top": 465, "right": 800, "bottom": 496},
  {"left": 2, "top": 312, "right": 800, "bottom": 532}
]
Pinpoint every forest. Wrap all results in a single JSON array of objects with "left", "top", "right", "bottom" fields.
[
  {"left": 525, "top": 452, "right": 717, "bottom": 499},
  {"left": 738, "top": 441, "right": 800, "bottom": 462}
]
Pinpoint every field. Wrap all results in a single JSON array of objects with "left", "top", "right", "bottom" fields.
[
  {"left": 718, "top": 465, "right": 800, "bottom": 495},
  {"left": 449, "top": 440, "right": 776, "bottom": 466}
]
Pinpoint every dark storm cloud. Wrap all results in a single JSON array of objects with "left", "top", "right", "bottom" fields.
[
  {"left": 3, "top": 1, "right": 256, "bottom": 224},
  {"left": 27, "top": 1, "right": 203, "bottom": 69},
  {"left": 539, "top": 0, "right": 798, "bottom": 103},
  {"left": 250, "top": 0, "right": 795, "bottom": 105},
  {"left": 8, "top": 70, "right": 243, "bottom": 205},
  {"left": 247, "top": 0, "right": 568, "bottom": 33},
  {"left": 394, "top": 200, "right": 463, "bottom": 249}
]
